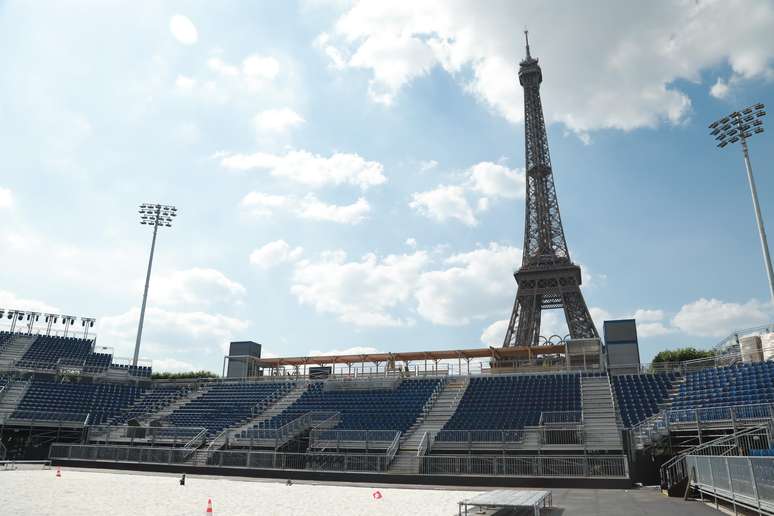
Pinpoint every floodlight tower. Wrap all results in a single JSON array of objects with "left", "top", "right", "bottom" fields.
[
  {"left": 709, "top": 103, "right": 773, "bottom": 303},
  {"left": 133, "top": 203, "right": 177, "bottom": 367}
]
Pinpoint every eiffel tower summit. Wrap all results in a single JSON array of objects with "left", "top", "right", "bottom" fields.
[{"left": 502, "top": 32, "right": 599, "bottom": 348}]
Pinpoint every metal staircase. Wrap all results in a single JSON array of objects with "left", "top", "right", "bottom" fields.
[
  {"left": 581, "top": 375, "right": 623, "bottom": 451},
  {"left": 0, "top": 334, "right": 37, "bottom": 369},
  {"left": 0, "top": 379, "right": 30, "bottom": 423},
  {"left": 389, "top": 376, "right": 469, "bottom": 474}
]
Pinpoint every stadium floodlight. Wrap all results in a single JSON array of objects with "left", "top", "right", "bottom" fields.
[
  {"left": 133, "top": 203, "right": 178, "bottom": 368},
  {"left": 709, "top": 103, "right": 773, "bottom": 303}
]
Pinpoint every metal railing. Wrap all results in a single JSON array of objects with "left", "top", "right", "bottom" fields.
[
  {"left": 434, "top": 429, "right": 525, "bottom": 444},
  {"left": 49, "top": 443, "right": 393, "bottom": 473},
  {"left": 6, "top": 410, "right": 91, "bottom": 426},
  {"left": 686, "top": 455, "right": 774, "bottom": 514},
  {"left": 417, "top": 432, "right": 430, "bottom": 457},
  {"left": 661, "top": 423, "right": 773, "bottom": 491},
  {"left": 631, "top": 402, "right": 774, "bottom": 449},
  {"left": 86, "top": 425, "right": 207, "bottom": 446},
  {"left": 234, "top": 411, "right": 340, "bottom": 449},
  {"left": 386, "top": 432, "right": 401, "bottom": 466},
  {"left": 309, "top": 429, "right": 400, "bottom": 451},
  {"left": 48, "top": 443, "right": 628, "bottom": 478},
  {"left": 540, "top": 410, "right": 583, "bottom": 425},
  {"left": 434, "top": 426, "right": 585, "bottom": 448},
  {"left": 421, "top": 454, "right": 629, "bottom": 478}
]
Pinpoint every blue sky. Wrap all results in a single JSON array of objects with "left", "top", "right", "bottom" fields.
[{"left": 1, "top": 0, "right": 773, "bottom": 372}]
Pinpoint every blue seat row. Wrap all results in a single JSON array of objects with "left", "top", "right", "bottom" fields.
[{"left": 612, "top": 372, "right": 678, "bottom": 427}]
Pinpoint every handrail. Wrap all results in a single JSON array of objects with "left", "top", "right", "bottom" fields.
[
  {"left": 184, "top": 428, "right": 207, "bottom": 449},
  {"left": 417, "top": 431, "right": 429, "bottom": 457},
  {"left": 207, "top": 429, "right": 228, "bottom": 452},
  {"left": 386, "top": 431, "right": 401, "bottom": 465},
  {"left": 660, "top": 422, "right": 773, "bottom": 490}
]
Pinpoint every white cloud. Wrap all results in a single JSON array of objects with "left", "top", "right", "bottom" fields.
[
  {"left": 242, "top": 55, "right": 280, "bottom": 80},
  {"left": 710, "top": 78, "right": 730, "bottom": 99},
  {"left": 631, "top": 309, "right": 665, "bottom": 323},
  {"left": 410, "top": 161, "right": 525, "bottom": 226},
  {"left": 98, "top": 306, "right": 249, "bottom": 361},
  {"left": 240, "top": 192, "right": 370, "bottom": 224},
  {"left": 221, "top": 150, "right": 386, "bottom": 190},
  {"left": 249, "top": 240, "right": 304, "bottom": 269},
  {"left": 153, "top": 358, "right": 198, "bottom": 373},
  {"left": 318, "top": 1, "right": 774, "bottom": 134},
  {"left": 0, "top": 187, "right": 12, "bottom": 209},
  {"left": 169, "top": 15, "right": 198, "bottom": 45},
  {"left": 207, "top": 56, "right": 240, "bottom": 77},
  {"left": 672, "top": 298, "right": 772, "bottom": 338},
  {"left": 468, "top": 162, "right": 525, "bottom": 200},
  {"left": 348, "top": 33, "right": 436, "bottom": 105},
  {"left": 415, "top": 243, "right": 520, "bottom": 325},
  {"left": 405, "top": 238, "right": 417, "bottom": 248},
  {"left": 480, "top": 319, "right": 508, "bottom": 347},
  {"left": 291, "top": 250, "right": 429, "bottom": 327},
  {"left": 253, "top": 108, "right": 305, "bottom": 133},
  {"left": 151, "top": 268, "right": 246, "bottom": 308},
  {"left": 419, "top": 160, "right": 438, "bottom": 173},
  {"left": 409, "top": 185, "right": 477, "bottom": 226},
  {"left": 307, "top": 345, "right": 381, "bottom": 356},
  {"left": 0, "top": 290, "right": 59, "bottom": 313},
  {"left": 175, "top": 75, "right": 196, "bottom": 91},
  {"left": 205, "top": 54, "right": 280, "bottom": 93}
]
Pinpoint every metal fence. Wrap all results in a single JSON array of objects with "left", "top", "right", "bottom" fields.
[
  {"left": 49, "top": 443, "right": 392, "bottom": 473},
  {"left": 86, "top": 425, "right": 206, "bottom": 447},
  {"left": 49, "top": 443, "right": 629, "bottom": 479},
  {"left": 686, "top": 455, "right": 774, "bottom": 514},
  {"left": 421, "top": 454, "right": 628, "bottom": 478},
  {"left": 434, "top": 427, "right": 584, "bottom": 448},
  {"left": 661, "top": 423, "right": 773, "bottom": 490}
]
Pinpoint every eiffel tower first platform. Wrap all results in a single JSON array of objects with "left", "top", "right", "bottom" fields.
[{"left": 502, "top": 33, "right": 599, "bottom": 349}]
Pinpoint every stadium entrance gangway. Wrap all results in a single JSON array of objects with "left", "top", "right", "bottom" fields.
[
  {"left": 631, "top": 402, "right": 774, "bottom": 451},
  {"left": 660, "top": 423, "right": 774, "bottom": 514},
  {"left": 229, "top": 410, "right": 340, "bottom": 450},
  {"left": 86, "top": 424, "right": 207, "bottom": 448}
]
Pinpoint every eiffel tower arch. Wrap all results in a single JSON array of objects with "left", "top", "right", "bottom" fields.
[{"left": 502, "top": 33, "right": 599, "bottom": 348}]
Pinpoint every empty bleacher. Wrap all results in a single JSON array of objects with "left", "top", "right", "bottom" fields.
[
  {"left": 438, "top": 373, "right": 581, "bottom": 438},
  {"left": 612, "top": 373, "right": 679, "bottom": 427},
  {"left": 15, "top": 335, "right": 110, "bottom": 373},
  {"left": 243, "top": 378, "right": 441, "bottom": 437},
  {"left": 670, "top": 362, "right": 774, "bottom": 410},
  {"left": 165, "top": 382, "right": 294, "bottom": 435},
  {"left": 108, "top": 386, "right": 189, "bottom": 425},
  {"left": 12, "top": 381, "right": 143, "bottom": 424}
]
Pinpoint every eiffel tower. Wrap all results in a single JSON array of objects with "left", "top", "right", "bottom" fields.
[{"left": 502, "top": 33, "right": 599, "bottom": 348}]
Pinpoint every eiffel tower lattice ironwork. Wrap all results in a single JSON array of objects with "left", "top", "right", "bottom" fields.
[{"left": 502, "top": 33, "right": 599, "bottom": 348}]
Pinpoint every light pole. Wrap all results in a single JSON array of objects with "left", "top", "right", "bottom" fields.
[
  {"left": 709, "top": 103, "right": 773, "bottom": 303},
  {"left": 133, "top": 203, "right": 177, "bottom": 368}
]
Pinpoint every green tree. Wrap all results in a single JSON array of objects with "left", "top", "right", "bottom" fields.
[
  {"left": 652, "top": 347, "right": 715, "bottom": 363},
  {"left": 151, "top": 370, "right": 218, "bottom": 380}
]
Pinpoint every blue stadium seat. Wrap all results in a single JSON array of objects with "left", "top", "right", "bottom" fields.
[
  {"left": 611, "top": 372, "right": 678, "bottom": 427},
  {"left": 241, "top": 378, "right": 441, "bottom": 438},
  {"left": 166, "top": 382, "right": 294, "bottom": 435},
  {"left": 437, "top": 373, "right": 581, "bottom": 440}
]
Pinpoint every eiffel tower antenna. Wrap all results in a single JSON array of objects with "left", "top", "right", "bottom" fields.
[{"left": 502, "top": 34, "right": 599, "bottom": 347}]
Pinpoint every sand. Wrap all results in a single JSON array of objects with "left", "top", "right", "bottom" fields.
[{"left": 0, "top": 467, "right": 478, "bottom": 516}]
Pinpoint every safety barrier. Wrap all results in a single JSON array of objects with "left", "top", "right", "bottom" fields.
[
  {"left": 686, "top": 455, "right": 774, "bottom": 514},
  {"left": 48, "top": 443, "right": 628, "bottom": 479},
  {"left": 421, "top": 454, "right": 628, "bottom": 478}
]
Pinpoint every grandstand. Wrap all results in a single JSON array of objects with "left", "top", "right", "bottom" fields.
[{"left": 1, "top": 316, "right": 774, "bottom": 514}]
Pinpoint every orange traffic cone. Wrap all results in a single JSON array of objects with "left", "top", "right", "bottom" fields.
[
  {"left": 56, "top": 466, "right": 61, "bottom": 478},
  {"left": 206, "top": 498, "right": 213, "bottom": 514}
]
